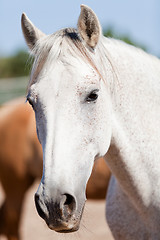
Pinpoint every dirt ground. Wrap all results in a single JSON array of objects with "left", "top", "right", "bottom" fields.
[{"left": 0, "top": 181, "right": 114, "bottom": 240}]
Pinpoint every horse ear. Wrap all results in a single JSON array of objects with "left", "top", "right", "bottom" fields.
[
  {"left": 21, "top": 13, "right": 46, "bottom": 50},
  {"left": 77, "top": 5, "right": 102, "bottom": 49}
]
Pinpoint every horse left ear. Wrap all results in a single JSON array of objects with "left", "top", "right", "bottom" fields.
[{"left": 77, "top": 5, "right": 102, "bottom": 49}]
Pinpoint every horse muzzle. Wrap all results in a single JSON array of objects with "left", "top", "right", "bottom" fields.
[{"left": 34, "top": 192, "right": 84, "bottom": 232}]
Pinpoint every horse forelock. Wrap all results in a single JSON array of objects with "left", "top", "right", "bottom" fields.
[{"left": 27, "top": 28, "right": 107, "bottom": 93}]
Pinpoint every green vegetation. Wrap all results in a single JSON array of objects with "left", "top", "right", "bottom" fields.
[{"left": 0, "top": 50, "right": 32, "bottom": 79}]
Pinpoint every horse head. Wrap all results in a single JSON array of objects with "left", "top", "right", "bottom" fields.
[{"left": 21, "top": 5, "right": 112, "bottom": 232}]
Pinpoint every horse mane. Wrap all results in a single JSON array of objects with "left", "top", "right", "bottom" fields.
[{"left": 27, "top": 28, "right": 109, "bottom": 92}]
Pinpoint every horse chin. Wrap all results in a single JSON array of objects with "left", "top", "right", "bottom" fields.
[
  {"left": 46, "top": 219, "right": 80, "bottom": 233},
  {"left": 48, "top": 223, "right": 80, "bottom": 233}
]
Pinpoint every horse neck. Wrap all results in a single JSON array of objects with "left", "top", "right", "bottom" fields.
[
  {"left": 102, "top": 36, "right": 160, "bottom": 144},
  {"left": 103, "top": 37, "right": 160, "bottom": 211}
]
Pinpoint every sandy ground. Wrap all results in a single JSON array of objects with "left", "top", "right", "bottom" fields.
[{"left": 0, "top": 181, "right": 114, "bottom": 240}]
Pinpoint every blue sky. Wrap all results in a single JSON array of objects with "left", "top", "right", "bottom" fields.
[{"left": 1, "top": 0, "right": 160, "bottom": 57}]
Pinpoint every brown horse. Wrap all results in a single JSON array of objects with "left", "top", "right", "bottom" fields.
[{"left": 0, "top": 98, "right": 111, "bottom": 240}]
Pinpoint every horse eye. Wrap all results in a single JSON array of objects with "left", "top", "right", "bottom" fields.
[{"left": 86, "top": 90, "right": 99, "bottom": 103}]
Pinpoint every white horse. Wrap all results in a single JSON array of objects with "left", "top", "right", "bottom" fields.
[{"left": 21, "top": 5, "right": 160, "bottom": 239}]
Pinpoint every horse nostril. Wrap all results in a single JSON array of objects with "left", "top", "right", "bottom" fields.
[
  {"left": 62, "top": 194, "right": 76, "bottom": 217},
  {"left": 34, "top": 193, "right": 46, "bottom": 220}
]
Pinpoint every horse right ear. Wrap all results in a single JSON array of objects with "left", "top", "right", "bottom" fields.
[{"left": 21, "top": 13, "right": 46, "bottom": 50}]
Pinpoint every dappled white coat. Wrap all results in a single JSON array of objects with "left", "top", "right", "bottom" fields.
[
  {"left": 103, "top": 38, "right": 160, "bottom": 239},
  {"left": 21, "top": 5, "right": 160, "bottom": 240}
]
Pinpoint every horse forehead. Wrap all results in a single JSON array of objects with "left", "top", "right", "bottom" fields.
[{"left": 34, "top": 59, "right": 99, "bottom": 97}]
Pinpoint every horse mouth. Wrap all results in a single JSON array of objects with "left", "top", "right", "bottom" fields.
[
  {"left": 47, "top": 220, "right": 80, "bottom": 233},
  {"left": 56, "top": 227, "right": 79, "bottom": 233}
]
